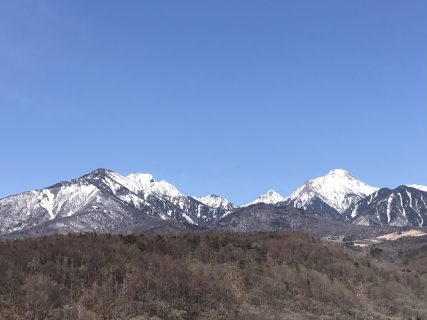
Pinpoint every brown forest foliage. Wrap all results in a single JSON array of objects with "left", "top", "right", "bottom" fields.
[{"left": 0, "top": 231, "right": 426, "bottom": 320}]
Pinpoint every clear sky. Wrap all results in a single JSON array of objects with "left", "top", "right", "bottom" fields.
[{"left": 1, "top": 0, "right": 426, "bottom": 204}]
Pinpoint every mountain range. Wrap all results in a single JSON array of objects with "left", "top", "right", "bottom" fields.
[{"left": 0, "top": 168, "right": 426, "bottom": 237}]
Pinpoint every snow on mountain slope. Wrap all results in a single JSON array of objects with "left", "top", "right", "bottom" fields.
[
  {"left": 0, "top": 181, "right": 100, "bottom": 234},
  {"left": 0, "top": 169, "right": 235, "bottom": 235},
  {"left": 126, "top": 173, "right": 183, "bottom": 199},
  {"left": 124, "top": 173, "right": 232, "bottom": 223},
  {"left": 192, "top": 195, "right": 237, "bottom": 211},
  {"left": 287, "top": 169, "right": 378, "bottom": 214},
  {"left": 246, "top": 190, "right": 285, "bottom": 206},
  {"left": 349, "top": 186, "right": 427, "bottom": 227},
  {"left": 407, "top": 184, "right": 427, "bottom": 193},
  {"left": 4, "top": 167, "right": 424, "bottom": 237},
  {"left": 69, "top": 169, "right": 230, "bottom": 225}
]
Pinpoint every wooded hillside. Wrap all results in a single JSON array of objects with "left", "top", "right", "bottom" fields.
[{"left": 0, "top": 232, "right": 426, "bottom": 319}]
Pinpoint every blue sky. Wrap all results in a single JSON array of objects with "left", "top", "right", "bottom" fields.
[{"left": 1, "top": 0, "right": 426, "bottom": 204}]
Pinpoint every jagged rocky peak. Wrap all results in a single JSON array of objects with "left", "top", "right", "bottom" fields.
[
  {"left": 90, "top": 168, "right": 112, "bottom": 174},
  {"left": 2, "top": 166, "right": 426, "bottom": 236},
  {"left": 288, "top": 169, "right": 378, "bottom": 214},
  {"left": 349, "top": 185, "right": 427, "bottom": 227},
  {"left": 125, "top": 172, "right": 183, "bottom": 199},
  {"left": 77, "top": 168, "right": 112, "bottom": 182},
  {"left": 193, "top": 194, "right": 237, "bottom": 210},
  {"left": 0, "top": 168, "right": 237, "bottom": 236},
  {"left": 246, "top": 189, "right": 285, "bottom": 206}
]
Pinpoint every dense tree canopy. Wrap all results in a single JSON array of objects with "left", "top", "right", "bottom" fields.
[{"left": 0, "top": 232, "right": 426, "bottom": 319}]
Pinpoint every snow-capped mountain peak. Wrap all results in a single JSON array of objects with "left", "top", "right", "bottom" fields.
[
  {"left": 126, "top": 173, "right": 183, "bottom": 199},
  {"left": 2, "top": 167, "right": 427, "bottom": 236},
  {"left": 193, "top": 194, "right": 237, "bottom": 210},
  {"left": 288, "top": 169, "right": 378, "bottom": 213},
  {"left": 246, "top": 189, "right": 285, "bottom": 206},
  {"left": 0, "top": 168, "right": 239, "bottom": 235},
  {"left": 327, "top": 168, "right": 351, "bottom": 176}
]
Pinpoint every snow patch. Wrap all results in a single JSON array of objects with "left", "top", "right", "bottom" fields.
[
  {"left": 386, "top": 195, "right": 394, "bottom": 223},
  {"left": 38, "top": 190, "right": 55, "bottom": 219}
]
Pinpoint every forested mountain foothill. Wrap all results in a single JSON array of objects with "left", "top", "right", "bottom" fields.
[{"left": 0, "top": 231, "right": 426, "bottom": 320}]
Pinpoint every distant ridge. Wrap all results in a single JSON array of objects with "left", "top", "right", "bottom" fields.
[{"left": 0, "top": 168, "right": 426, "bottom": 237}]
